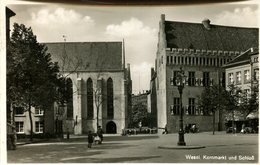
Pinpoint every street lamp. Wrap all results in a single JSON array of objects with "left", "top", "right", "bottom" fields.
[{"left": 171, "top": 67, "right": 186, "bottom": 146}]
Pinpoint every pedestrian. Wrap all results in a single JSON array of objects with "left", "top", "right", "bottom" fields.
[
  {"left": 185, "top": 124, "right": 189, "bottom": 133},
  {"left": 162, "top": 124, "right": 168, "bottom": 134},
  {"left": 97, "top": 126, "right": 104, "bottom": 144},
  {"left": 88, "top": 131, "right": 94, "bottom": 148}
]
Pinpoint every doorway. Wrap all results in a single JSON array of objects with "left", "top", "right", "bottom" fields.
[{"left": 106, "top": 121, "right": 117, "bottom": 134}]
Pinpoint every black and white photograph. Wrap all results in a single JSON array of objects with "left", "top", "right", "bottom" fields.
[{"left": 1, "top": 0, "right": 259, "bottom": 163}]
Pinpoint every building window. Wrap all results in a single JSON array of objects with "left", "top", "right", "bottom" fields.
[
  {"left": 221, "top": 72, "right": 226, "bottom": 87},
  {"left": 35, "top": 107, "right": 44, "bottom": 116},
  {"left": 107, "top": 78, "right": 114, "bottom": 119},
  {"left": 188, "top": 98, "right": 196, "bottom": 115},
  {"left": 244, "top": 70, "right": 250, "bottom": 83},
  {"left": 254, "top": 69, "right": 259, "bottom": 81},
  {"left": 171, "top": 71, "right": 179, "bottom": 86},
  {"left": 203, "top": 72, "right": 210, "bottom": 87},
  {"left": 14, "top": 106, "right": 24, "bottom": 116},
  {"left": 254, "top": 57, "right": 258, "bottom": 63},
  {"left": 66, "top": 78, "right": 73, "bottom": 119},
  {"left": 15, "top": 122, "right": 24, "bottom": 133},
  {"left": 188, "top": 71, "right": 195, "bottom": 86},
  {"left": 167, "top": 56, "right": 169, "bottom": 64},
  {"left": 170, "top": 56, "right": 173, "bottom": 63},
  {"left": 171, "top": 98, "right": 180, "bottom": 115},
  {"left": 87, "top": 78, "right": 94, "bottom": 119},
  {"left": 228, "top": 73, "right": 234, "bottom": 84},
  {"left": 35, "top": 121, "right": 44, "bottom": 133},
  {"left": 236, "top": 71, "right": 242, "bottom": 84}
]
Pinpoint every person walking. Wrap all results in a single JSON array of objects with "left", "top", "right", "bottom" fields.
[
  {"left": 97, "top": 126, "right": 104, "bottom": 144},
  {"left": 88, "top": 131, "right": 94, "bottom": 148},
  {"left": 162, "top": 124, "right": 168, "bottom": 134}
]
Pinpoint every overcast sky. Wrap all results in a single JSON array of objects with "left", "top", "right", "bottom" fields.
[{"left": 7, "top": 1, "right": 259, "bottom": 94}]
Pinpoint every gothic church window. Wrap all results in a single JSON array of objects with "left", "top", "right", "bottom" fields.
[
  {"left": 66, "top": 78, "right": 73, "bottom": 119},
  {"left": 87, "top": 78, "right": 94, "bottom": 119},
  {"left": 107, "top": 78, "right": 114, "bottom": 119}
]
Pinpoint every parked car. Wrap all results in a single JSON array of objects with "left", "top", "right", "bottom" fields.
[{"left": 226, "top": 127, "right": 237, "bottom": 133}]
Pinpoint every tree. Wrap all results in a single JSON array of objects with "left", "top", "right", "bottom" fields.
[
  {"left": 224, "top": 84, "right": 244, "bottom": 133},
  {"left": 239, "top": 84, "right": 259, "bottom": 120},
  {"left": 198, "top": 84, "right": 228, "bottom": 135},
  {"left": 7, "top": 23, "right": 60, "bottom": 141},
  {"left": 131, "top": 102, "right": 149, "bottom": 128}
]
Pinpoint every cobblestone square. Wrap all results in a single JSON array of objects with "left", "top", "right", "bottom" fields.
[{"left": 7, "top": 132, "right": 258, "bottom": 163}]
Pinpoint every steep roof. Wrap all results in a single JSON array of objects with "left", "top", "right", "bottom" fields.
[
  {"left": 45, "top": 42, "right": 123, "bottom": 72},
  {"left": 224, "top": 47, "right": 259, "bottom": 68},
  {"left": 165, "top": 20, "right": 259, "bottom": 51}
]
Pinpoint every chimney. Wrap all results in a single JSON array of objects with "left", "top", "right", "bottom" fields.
[
  {"left": 202, "top": 18, "right": 211, "bottom": 30},
  {"left": 161, "top": 14, "right": 165, "bottom": 22}
]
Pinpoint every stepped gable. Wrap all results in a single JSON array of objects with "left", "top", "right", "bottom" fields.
[
  {"left": 44, "top": 42, "right": 122, "bottom": 72},
  {"left": 165, "top": 20, "right": 259, "bottom": 52}
]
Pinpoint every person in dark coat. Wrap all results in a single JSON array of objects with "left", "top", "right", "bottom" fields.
[
  {"left": 88, "top": 131, "right": 94, "bottom": 148},
  {"left": 162, "top": 124, "right": 168, "bottom": 134},
  {"left": 97, "top": 126, "right": 104, "bottom": 144}
]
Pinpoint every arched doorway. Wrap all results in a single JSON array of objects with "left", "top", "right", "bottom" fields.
[{"left": 106, "top": 121, "right": 117, "bottom": 134}]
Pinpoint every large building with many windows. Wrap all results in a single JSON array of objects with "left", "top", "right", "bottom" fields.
[{"left": 155, "top": 14, "right": 258, "bottom": 133}]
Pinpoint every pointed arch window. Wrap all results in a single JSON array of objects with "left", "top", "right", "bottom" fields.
[
  {"left": 87, "top": 78, "right": 94, "bottom": 119},
  {"left": 66, "top": 78, "right": 73, "bottom": 119},
  {"left": 107, "top": 78, "right": 114, "bottom": 119}
]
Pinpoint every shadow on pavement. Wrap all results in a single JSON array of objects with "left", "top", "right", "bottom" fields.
[{"left": 61, "top": 155, "right": 161, "bottom": 163}]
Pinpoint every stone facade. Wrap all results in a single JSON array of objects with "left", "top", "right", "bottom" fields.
[
  {"left": 45, "top": 42, "right": 131, "bottom": 135},
  {"left": 155, "top": 14, "right": 259, "bottom": 133}
]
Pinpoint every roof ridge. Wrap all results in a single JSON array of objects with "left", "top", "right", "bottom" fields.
[{"left": 165, "top": 20, "right": 259, "bottom": 29}]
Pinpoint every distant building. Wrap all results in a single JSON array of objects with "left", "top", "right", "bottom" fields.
[
  {"left": 132, "top": 91, "right": 149, "bottom": 108},
  {"left": 155, "top": 14, "right": 259, "bottom": 133}
]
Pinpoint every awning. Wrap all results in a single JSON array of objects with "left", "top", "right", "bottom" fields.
[{"left": 246, "top": 111, "right": 259, "bottom": 120}]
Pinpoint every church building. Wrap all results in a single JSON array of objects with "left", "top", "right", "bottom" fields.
[{"left": 45, "top": 41, "right": 132, "bottom": 135}]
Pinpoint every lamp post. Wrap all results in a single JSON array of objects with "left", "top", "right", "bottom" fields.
[{"left": 173, "top": 67, "right": 186, "bottom": 146}]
